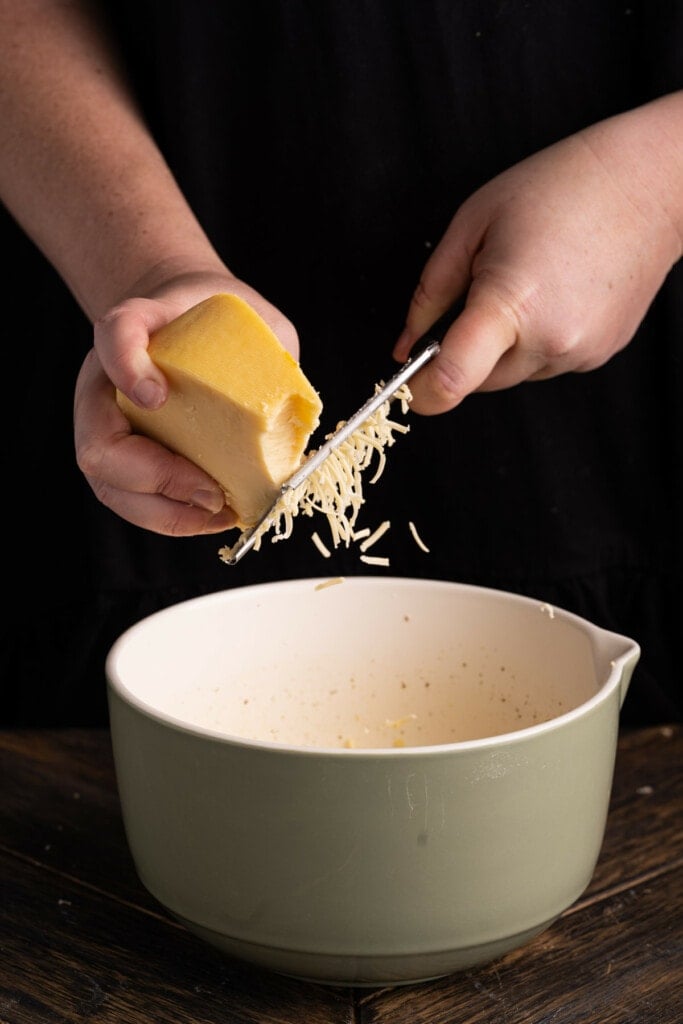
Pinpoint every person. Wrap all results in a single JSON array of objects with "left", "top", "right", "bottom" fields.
[{"left": 1, "top": 0, "right": 681, "bottom": 727}]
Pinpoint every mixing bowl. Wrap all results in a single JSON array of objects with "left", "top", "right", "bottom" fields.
[{"left": 106, "top": 576, "right": 640, "bottom": 986}]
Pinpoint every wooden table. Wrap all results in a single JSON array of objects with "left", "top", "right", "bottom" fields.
[{"left": 0, "top": 725, "right": 681, "bottom": 1023}]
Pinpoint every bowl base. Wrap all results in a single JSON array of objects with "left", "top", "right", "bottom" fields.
[{"left": 175, "top": 913, "right": 557, "bottom": 987}]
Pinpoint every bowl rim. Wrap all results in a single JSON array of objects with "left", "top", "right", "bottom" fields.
[{"left": 105, "top": 575, "right": 639, "bottom": 758}]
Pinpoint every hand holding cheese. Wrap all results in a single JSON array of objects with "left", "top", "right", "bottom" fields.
[{"left": 116, "top": 294, "right": 322, "bottom": 528}]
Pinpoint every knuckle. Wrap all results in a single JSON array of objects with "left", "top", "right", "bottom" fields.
[
  {"left": 411, "top": 278, "right": 436, "bottom": 313},
  {"left": 93, "top": 304, "right": 129, "bottom": 344},
  {"left": 159, "top": 509, "right": 190, "bottom": 537},
  {"left": 425, "top": 354, "right": 469, "bottom": 406},
  {"left": 435, "top": 358, "right": 468, "bottom": 399},
  {"left": 154, "top": 462, "right": 182, "bottom": 499},
  {"left": 75, "top": 440, "right": 105, "bottom": 480},
  {"left": 471, "top": 271, "right": 528, "bottom": 333},
  {"left": 538, "top": 331, "right": 580, "bottom": 362}
]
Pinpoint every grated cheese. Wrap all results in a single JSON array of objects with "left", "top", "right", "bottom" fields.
[
  {"left": 385, "top": 714, "right": 417, "bottom": 729},
  {"left": 360, "top": 554, "right": 390, "bottom": 567},
  {"left": 219, "top": 383, "right": 412, "bottom": 563},
  {"left": 408, "top": 520, "right": 430, "bottom": 553},
  {"left": 314, "top": 577, "right": 345, "bottom": 591},
  {"left": 359, "top": 520, "right": 391, "bottom": 552},
  {"left": 311, "top": 532, "right": 331, "bottom": 558}
]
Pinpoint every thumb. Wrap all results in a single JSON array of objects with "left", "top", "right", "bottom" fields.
[
  {"left": 94, "top": 300, "right": 171, "bottom": 410},
  {"left": 405, "top": 298, "right": 517, "bottom": 415}
]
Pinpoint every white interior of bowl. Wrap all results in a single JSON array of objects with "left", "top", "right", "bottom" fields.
[{"left": 106, "top": 577, "right": 630, "bottom": 750}]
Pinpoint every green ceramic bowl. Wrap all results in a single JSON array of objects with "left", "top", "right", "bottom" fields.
[{"left": 106, "top": 577, "right": 639, "bottom": 986}]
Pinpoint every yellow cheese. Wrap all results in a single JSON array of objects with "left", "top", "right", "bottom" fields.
[{"left": 116, "top": 293, "right": 322, "bottom": 527}]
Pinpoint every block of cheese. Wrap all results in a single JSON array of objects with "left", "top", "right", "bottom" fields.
[{"left": 116, "top": 293, "right": 322, "bottom": 527}]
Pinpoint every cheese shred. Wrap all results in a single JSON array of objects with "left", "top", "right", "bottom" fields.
[
  {"left": 314, "top": 576, "right": 346, "bottom": 591},
  {"left": 359, "top": 520, "right": 391, "bottom": 552},
  {"left": 219, "top": 383, "right": 412, "bottom": 563},
  {"left": 360, "top": 554, "right": 390, "bottom": 567},
  {"left": 311, "top": 532, "right": 331, "bottom": 558},
  {"left": 408, "top": 520, "right": 430, "bottom": 553}
]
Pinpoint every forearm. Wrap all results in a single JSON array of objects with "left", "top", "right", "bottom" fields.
[
  {"left": 0, "top": 0, "right": 225, "bottom": 321},
  {"left": 580, "top": 90, "right": 683, "bottom": 257}
]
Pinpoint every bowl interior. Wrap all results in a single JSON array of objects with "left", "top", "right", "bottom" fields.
[{"left": 107, "top": 577, "right": 610, "bottom": 750}]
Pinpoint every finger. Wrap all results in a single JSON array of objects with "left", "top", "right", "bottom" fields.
[
  {"left": 406, "top": 301, "right": 517, "bottom": 414},
  {"left": 393, "top": 225, "right": 474, "bottom": 362},
  {"left": 85, "top": 477, "right": 238, "bottom": 537},
  {"left": 74, "top": 350, "right": 233, "bottom": 517},
  {"left": 93, "top": 300, "right": 170, "bottom": 409},
  {"left": 81, "top": 430, "right": 234, "bottom": 515}
]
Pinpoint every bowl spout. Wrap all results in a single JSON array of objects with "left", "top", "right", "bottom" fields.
[{"left": 595, "top": 628, "right": 641, "bottom": 709}]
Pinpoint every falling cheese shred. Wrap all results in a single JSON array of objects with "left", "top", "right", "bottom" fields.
[
  {"left": 359, "top": 520, "right": 391, "bottom": 552},
  {"left": 360, "top": 554, "right": 391, "bottom": 567},
  {"left": 311, "top": 532, "right": 331, "bottom": 558},
  {"left": 219, "top": 383, "right": 412, "bottom": 563},
  {"left": 408, "top": 520, "right": 430, "bottom": 553}
]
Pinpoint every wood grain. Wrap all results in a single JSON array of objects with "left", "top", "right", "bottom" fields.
[
  {"left": 360, "top": 867, "right": 682, "bottom": 1023},
  {"left": 0, "top": 728, "right": 148, "bottom": 910},
  {"left": 0, "top": 850, "right": 352, "bottom": 1024},
  {"left": 587, "top": 725, "right": 683, "bottom": 900}
]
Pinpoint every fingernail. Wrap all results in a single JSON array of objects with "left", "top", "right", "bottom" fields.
[
  {"left": 190, "top": 489, "right": 225, "bottom": 513},
  {"left": 132, "top": 378, "right": 165, "bottom": 409}
]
